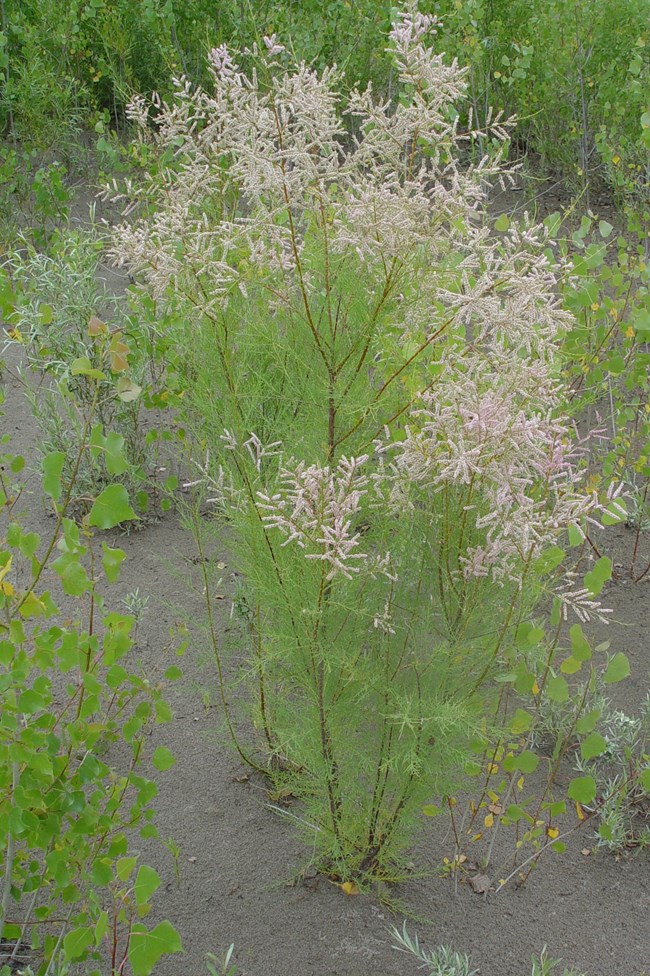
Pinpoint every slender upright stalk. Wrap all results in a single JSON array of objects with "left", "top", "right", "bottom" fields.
[
  {"left": 0, "top": 762, "right": 19, "bottom": 935},
  {"left": 191, "top": 504, "right": 264, "bottom": 774},
  {"left": 0, "top": 0, "right": 15, "bottom": 143}
]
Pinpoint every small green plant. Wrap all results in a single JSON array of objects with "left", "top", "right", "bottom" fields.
[
  {"left": 390, "top": 924, "right": 477, "bottom": 976},
  {"left": 432, "top": 606, "right": 639, "bottom": 890},
  {"left": 390, "top": 928, "right": 588, "bottom": 976},
  {"left": 121, "top": 586, "right": 150, "bottom": 646},
  {"left": 205, "top": 945, "right": 237, "bottom": 976},
  {"left": 531, "top": 948, "right": 586, "bottom": 976},
  {"left": 551, "top": 211, "right": 650, "bottom": 579},
  {"left": 435, "top": 0, "right": 650, "bottom": 209},
  {"left": 574, "top": 695, "right": 650, "bottom": 850}
]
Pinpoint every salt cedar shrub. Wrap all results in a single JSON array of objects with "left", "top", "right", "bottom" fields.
[{"left": 109, "top": 4, "right": 619, "bottom": 880}]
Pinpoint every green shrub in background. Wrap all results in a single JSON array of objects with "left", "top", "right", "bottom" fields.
[
  {"left": 0, "top": 0, "right": 176, "bottom": 146},
  {"left": 1, "top": 1, "right": 647, "bottom": 212},
  {"left": 0, "top": 0, "right": 392, "bottom": 148},
  {"left": 486, "top": 0, "right": 649, "bottom": 209}
]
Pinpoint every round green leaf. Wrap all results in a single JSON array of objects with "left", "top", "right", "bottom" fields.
[
  {"left": 580, "top": 732, "right": 607, "bottom": 761},
  {"left": 152, "top": 746, "right": 176, "bottom": 771},
  {"left": 546, "top": 674, "right": 569, "bottom": 703},
  {"left": 567, "top": 523, "right": 584, "bottom": 547},
  {"left": 584, "top": 556, "right": 612, "bottom": 596},
  {"left": 42, "top": 452, "right": 66, "bottom": 502},
  {"left": 601, "top": 500, "right": 626, "bottom": 526},
  {"left": 569, "top": 624, "right": 592, "bottom": 661},
  {"left": 603, "top": 652, "right": 630, "bottom": 684},
  {"left": 534, "top": 546, "right": 565, "bottom": 575},
  {"left": 116, "top": 856, "right": 138, "bottom": 882},
  {"left": 94, "top": 911, "right": 109, "bottom": 946},
  {"left": 63, "top": 926, "right": 94, "bottom": 962},
  {"left": 516, "top": 750, "right": 539, "bottom": 773},
  {"left": 560, "top": 656, "right": 582, "bottom": 675},
  {"left": 509, "top": 709, "right": 534, "bottom": 734},
  {"left": 102, "top": 544, "right": 126, "bottom": 583},
  {"left": 88, "top": 485, "right": 137, "bottom": 530},
  {"left": 116, "top": 376, "right": 142, "bottom": 402},
  {"left": 576, "top": 708, "right": 601, "bottom": 735},
  {"left": 134, "top": 865, "right": 161, "bottom": 908},
  {"left": 568, "top": 775, "right": 597, "bottom": 805},
  {"left": 422, "top": 804, "right": 442, "bottom": 817},
  {"left": 128, "top": 921, "right": 183, "bottom": 976},
  {"left": 70, "top": 356, "right": 106, "bottom": 381}
]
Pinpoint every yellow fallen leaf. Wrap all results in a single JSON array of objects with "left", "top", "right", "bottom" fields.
[
  {"left": 547, "top": 826, "right": 560, "bottom": 839},
  {"left": 487, "top": 762, "right": 499, "bottom": 774},
  {"left": 0, "top": 557, "right": 12, "bottom": 586},
  {"left": 575, "top": 802, "right": 585, "bottom": 821},
  {"left": 532, "top": 680, "right": 540, "bottom": 695},
  {"left": 625, "top": 326, "right": 635, "bottom": 338},
  {"left": 517, "top": 776, "right": 525, "bottom": 791},
  {"left": 484, "top": 813, "right": 494, "bottom": 828},
  {"left": 340, "top": 881, "right": 359, "bottom": 896},
  {"left": 1, "top": 581, "right": 14, "bottom": 596}
]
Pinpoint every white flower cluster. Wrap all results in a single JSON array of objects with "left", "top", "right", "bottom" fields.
[
  {"left": 257, "top": 456, "right": 370, "bottom": 581},
  {"left": 387, "top": 352, "right": 614, "bottom": 615},
  {"left": 108, "top": 3, "right": 513, "bottom": 316}
]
